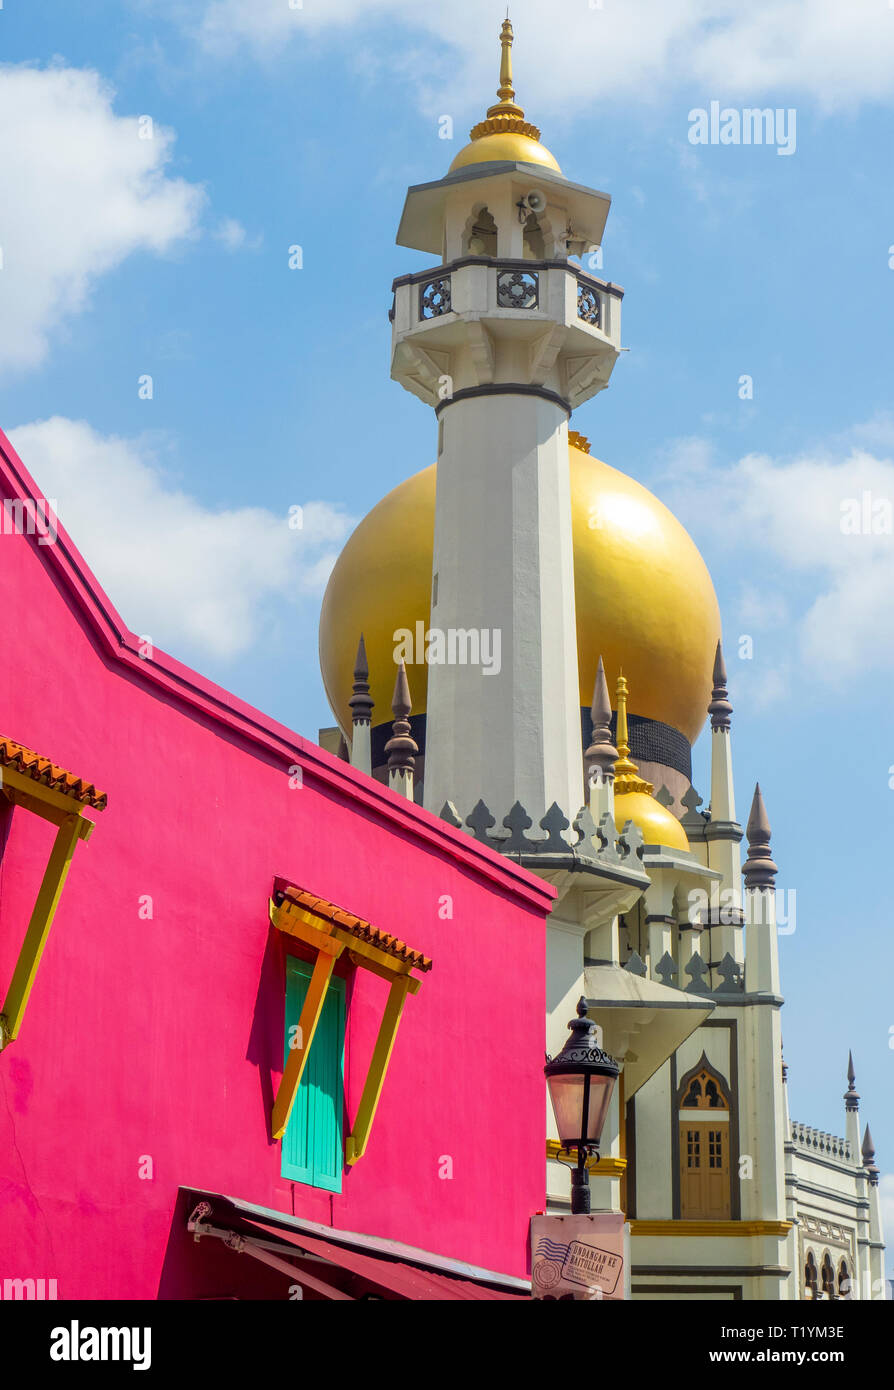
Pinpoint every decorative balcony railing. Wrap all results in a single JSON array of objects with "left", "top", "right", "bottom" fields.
[
  {"left": 392, "top": 256, "right": 622, "bottom": 341},
  {"left": 790, "top": 1120, "right": 853, "bottom": 1163}
]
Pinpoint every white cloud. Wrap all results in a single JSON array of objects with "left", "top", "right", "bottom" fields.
[
  {"left": 194, "top": 0, "right": 894, "bottom": 112},
  {"left": 660, "top": 430, "right": 894, "bottom": 689},
  {"left": 8, "top": 417, "right": 356, "bottom": 661},
  {"left": 213, "top": 217, "right": 262, "bottom": 252},
  {"left": 0, "top": 64, "right": 205, "bottom": 372}
]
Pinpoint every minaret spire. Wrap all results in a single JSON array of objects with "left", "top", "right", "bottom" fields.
[
  {"left": 862, "top": 1125, "right": 879, "bottom": 1185},
  {"left": 348, "top": 634, "right": 374, "bottom": 776},
  {"left": 708, "top": 639, "right": 733, "bottom": 731},
  {"left": 585, "top": 657, "right": 618, "bottom": 777},
  {"left": 585, "top": 657, "right": 618, "bottom": 820},
  {"left": 843, "top": 1050, "right": 861, "bottom": 1163},
  {"left": 742, "top": 783, "right": 780, "bottom": 995},
  {"left": 844, "top": 1051, "right": 860, "bottom": 1110},
  {"left": 742, "top": 784, "right": 777, "bottom": 889},
  {"left": 385, "top": 660, "right": 418, "bottom": 801}
]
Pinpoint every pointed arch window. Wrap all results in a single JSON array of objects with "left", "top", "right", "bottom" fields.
[
  {"left": 522, "top": 213, "right": 545, "bottom": 260},
  {"left": 464, "top": 208, "right": 497, "bottom": 258},
  {"left": 677, "top": 1062, "right": 731, "bottom": 1220},
  {"left": 804, "top": 1250, "right": 818, "bottom": 1299},
  {"left": 821, "top": 1252, "right": 836, "bottom": 1300},
  {"left": 837, "top": 1259, "right": 851, "bottom": 1300}
]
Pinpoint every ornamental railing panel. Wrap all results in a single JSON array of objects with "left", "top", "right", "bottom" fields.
[
  {"left": 419, "top": 276, "right": 452, "bottom": 319},
  {"left": 577, "top": 279, "right": 602, "bottom": 327},
  {"left": 496, "top": 269, "right": 539, "bottom": 309}
]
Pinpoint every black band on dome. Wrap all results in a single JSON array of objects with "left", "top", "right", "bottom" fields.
[
  {"left": 580, "top": 708, "right": 692, "bottom": 780},
  {"left": 369, "top": 709, "right": 691, "bottom": 782}
]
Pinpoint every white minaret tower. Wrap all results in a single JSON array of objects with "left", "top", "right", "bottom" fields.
[
  {"left": 705, "top": 641, "right": 744, "bottom": 970},
  {"left": 390, "top": 21, "right": 621, "bottom": 824}
]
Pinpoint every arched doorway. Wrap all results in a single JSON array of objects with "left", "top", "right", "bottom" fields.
[{"left": 677, "top": 1062, "right": 732, "bottom": 1220}]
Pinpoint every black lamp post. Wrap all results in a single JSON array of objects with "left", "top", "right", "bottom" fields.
[{"left": 545, "top": 998, "right": 620, "bottom": 1214}]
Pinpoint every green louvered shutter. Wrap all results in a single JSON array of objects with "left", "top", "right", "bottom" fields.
[{"left": 281, "top": 957, "right": 345, "bottom": 1192}]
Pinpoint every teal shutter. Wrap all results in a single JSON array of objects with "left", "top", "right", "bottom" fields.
[{"left": 281, "top": 957, "right": 345, "bottom": 1192}]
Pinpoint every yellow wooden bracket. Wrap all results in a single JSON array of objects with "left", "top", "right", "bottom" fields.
[
  {"left": 0, "top": 813, "right": 84, "bottom": 1048},
  {"left": 3, "top": 783, "right": 95, "bottom": 840},
  {"left": 345, "top": 973, "right": 411, "bottom": 1166},
  {"left": 271, "top": 943, "right": 345, "bottom": 1139},
  {"left": 269, "top": 894, "right": 428, "bottom": 1163}
]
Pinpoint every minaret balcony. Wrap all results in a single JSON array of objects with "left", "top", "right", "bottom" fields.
[{"left": 390, "top": 257, "right": 624, "bottom": 410}]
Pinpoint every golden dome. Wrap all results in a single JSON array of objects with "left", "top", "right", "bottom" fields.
[
  {"left": 449, "top": 20, "right": 562, "bottom": 176},
  {"left": 319, "top": 438, "right": 721, "bottom": 750}
]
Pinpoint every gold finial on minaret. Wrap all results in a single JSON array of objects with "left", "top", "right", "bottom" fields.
[
  {"left": 469, "top": 19, "right": 542, "bottom": 143},
  {"left": 614, "top": 671, "right": 655, "bottom": 795},
  {"left": 491, "top": 18, "right": 522, "bottom": 115}
]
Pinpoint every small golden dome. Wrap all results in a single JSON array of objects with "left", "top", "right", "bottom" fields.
[
  {"left": 613, "top": 790, "right": 690, "bottom": 854},
  {"left": 318, "top": 440, "right": 721, "bottom": 751},
  {"left": 449, "top": 20, "right": 562, "bottom": 176},
  {"left": 612, "top": 672, "right": 690, "bottom": 853}
]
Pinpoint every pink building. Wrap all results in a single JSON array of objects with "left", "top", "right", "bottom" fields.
[{"left": 0, "top": 427, "right": 553, "bottom": 1300}]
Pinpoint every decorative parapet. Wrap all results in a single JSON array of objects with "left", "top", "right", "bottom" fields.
[
  {"left": 790, "top": 1121, "right": 853, "bottom": 1163},
  {"left": 439, "top": 798, "right": 648, "bottom": 882}
]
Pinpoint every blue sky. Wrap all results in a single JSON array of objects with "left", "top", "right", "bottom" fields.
[{"left": 0, "top": 0, "right": 891, "bottom": 1254}]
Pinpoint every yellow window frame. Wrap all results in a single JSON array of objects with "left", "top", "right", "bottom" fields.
[
  {"left": 0, "top": 761, "right": 104, "bottom": 1049},
  {"left": 269, "top": 891, "right": 430, "bottom": 1166}
]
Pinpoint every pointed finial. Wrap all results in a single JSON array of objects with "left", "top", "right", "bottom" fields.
[
  {"left": 585, "top": 657, "right": 618, "bottom": 779},
  {"left": 861, "top": 1124, "right": 880, "bottom": 1185},
  {"left": 613, "top": 670, "right": 654, "bottom": 795},
  {"left": 742, "top": 783, "right": 777, "bottom": 888},
  {"left": 348, "top": 633, "right": 374, "bottom": 727},
  {"left": 708, "top": 639, "right": 733, "bottom": 731},
  {"left": 844, "top": 1051, "right": 860, "bottom": 1111},
  {"left": 491, "top": 18, "right": 522, "bottom": 115},
  {"left": 468, "top": 21, "right": 543, "bottom": 145},
  {"left": 385, "top": 660, "right": 418, "bottom": 774}
]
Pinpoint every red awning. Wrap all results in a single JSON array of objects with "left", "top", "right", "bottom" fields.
[
  {"left": 249, "top": 1220, "right": 527, "bottom": 1300},
  {"left": 186, "top": 1192, "right": 530, "bottom": 1301}
]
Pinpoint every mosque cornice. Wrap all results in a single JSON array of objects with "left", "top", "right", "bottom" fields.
[{"left": 630, "top": 1220, "right": 793, "bottom": 1239}]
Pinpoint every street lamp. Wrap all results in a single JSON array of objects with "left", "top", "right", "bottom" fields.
[{"left": 545, "top": 998, "right": 620, "bottom": 1214}]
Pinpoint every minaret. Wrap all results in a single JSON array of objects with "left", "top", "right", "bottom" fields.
[
  {"left": 348, "top": 634, "right": 374, "bottom": 776},
  {"left": 741, "top": 784, "right": 786, "bottom": 1229},
  {"left": 391, "top": 21, "right": 620, "bottom": 824},
  {"left": 843, "top": 1050, "right": 861, "bottom": 1161},
  {"left": 584, "top": 656, "right": 617, "bottom": 824},
  {"left": 385, "top": 661, "right": 418, "bottom": 801},
  {"left": 862, "top": 1125, "right": 886, "bottom": 1298},
  {"left": 705, "top": 641, "right": 744, "bottom": 966}
]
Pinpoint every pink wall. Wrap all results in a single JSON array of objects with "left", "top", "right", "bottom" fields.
[{"left": 0, "top": 429, "right": 552, "bottom": 1299}]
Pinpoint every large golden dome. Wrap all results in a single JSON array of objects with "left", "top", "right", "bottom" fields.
[{"left": 319, "top": 438, "right": 721, "bottom": 749}]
